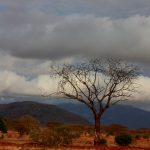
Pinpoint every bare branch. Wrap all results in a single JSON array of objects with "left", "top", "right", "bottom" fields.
[{"left": 50, "top": 57, "right": 140, "bottom": 117}]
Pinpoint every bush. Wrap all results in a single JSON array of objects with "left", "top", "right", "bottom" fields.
[
  {"left": 98, "top": 138, "right": 107, "bottom": 145},
  {"left": 31, "top": 128, "right": 60, "bottom": 146},
  {"left": 31, "top": 127, "right": 75, "bottom": 147},
  {"left": 115, "top": 134, "right": 132, "bottom": 146},
  {"left": 15, "top": 115, "right": 40, "bottom": 136},
  {"left": 86, "top": 127, "right": 94, "bottom": 136},
  {"left": 104, "top": 124, "right": 128, "bottom": 136},
  {"left": 135, "top": 135, "right": 141, "bottom": 139},
  {"left": 107, "top": 131, "right": 114, "bottom": 136},
  {"left": 55, "top": 127, "right": 73, "bottom": 146},
  {"left": 0, "top": 117, "right": 7, "bottom": 134},
  {"left": 30, "top": 127, "right": 42, "bottom": 143},
  {"left": 41, "top": 128, "right": 60, "bottom": 146},
  {"left": 143, "top": 135, "right": 149, "bottom": 139},
  {"left": 94, "top": 137, "right": 107, "bottom": 145},
  {"left": 47, "top": 122, "right": 62, "bottom": 129},
  {"left": 0, "top": 117, "right": 7, "bottom": 138}
]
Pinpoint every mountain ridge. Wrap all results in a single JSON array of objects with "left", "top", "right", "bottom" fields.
[
  {"left": 0, "top": 100, "right": 150, "bottom": 128},
  {"left": 0, "top": 101, "right": 89, "bottom": 125},
  {"left": 57, "top": 102, "right": 150, "bottom": 129}
]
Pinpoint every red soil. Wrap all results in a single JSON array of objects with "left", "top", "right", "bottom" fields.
[{"left": 67, "top": 146, "right": 150, "bottom": 150}]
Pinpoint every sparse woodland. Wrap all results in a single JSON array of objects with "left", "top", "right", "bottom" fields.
[
  {"left": 0, "top": 115, "right": 149, "bottom": 150},
  {"left": 50, "top": 58, "right": 140, "bottom": 145},
  {"left": 0, "top": 58, "right": 149, "bottom": 150}
]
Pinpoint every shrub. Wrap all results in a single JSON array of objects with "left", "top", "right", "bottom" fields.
[
  {"left": 31, "top": 127, "right": 75, "bottom": 147},
  {"left": 0, "top": 117, "right": 7, "bottom": 134},
  {"left": 135, "top": 135, "right": 141, "bottom": 139},
  {"left": 143, "top": 135, "right": 149, "bottom": 139},
  {"left": 0, "top": 117, "right": 7, "bottom": 138},
  {"left": 15, "top": 115, "right": 40, "bottom": 136},
  {"left": 31, "top": 128, "right": 60, "bottom": 146},
  {"left": 86, "top": 127, "right": 94, "bottom": 136},
  {"left": 94, "top": 137, "right": 107, "bottom": 145},
  {"left": 115, "top": 134, "right": 132, "bottom": 146},
  {"left": 105, "top": 124, "right": 128, "bottom": 135},
  {"left": 41, "top": 128, "right": 60, "bottom": 146},
  {"left": 98, "top": 138, "right": 107, "bottom": 145},
  {"left": 47, "top": 122, "right": 62, "bottom": 129},
  {"left": 30, "top": 127, "right": 42, "bottom": 143},
  {"left": 55, "top": 127, "right": 73, "bottom": 146},
  {"left": 107, "top": 131, "right": 114, "bottom": 136}
]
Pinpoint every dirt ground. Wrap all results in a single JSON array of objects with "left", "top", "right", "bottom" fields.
[
  {"left": 0, "top": 145, "right": 149, "bottom": 150},
  {"left": 0, "top": 131, "right": 149, "bottom": 150}
]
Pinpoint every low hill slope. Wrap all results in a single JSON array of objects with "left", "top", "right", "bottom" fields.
[
  {"left": 58, "top": 102, "right": 150, "bottom": 128},
  {"left": 0, "top": 101, "right": 89, "bottom": 125}
]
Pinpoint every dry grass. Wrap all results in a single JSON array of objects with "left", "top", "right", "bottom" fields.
[{"left": 0, "top": 131, "right": 149, "bottom": 150}]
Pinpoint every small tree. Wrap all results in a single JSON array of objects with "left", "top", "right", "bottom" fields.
[
  {"left": 15, "top": 115, "right": 40, "bottom": 136},
  {"left": 0, "top": 117, "right": 7, "bottom": 138},
  {"left": 50, "top": 58, "right": 139, "bottom": 145}
]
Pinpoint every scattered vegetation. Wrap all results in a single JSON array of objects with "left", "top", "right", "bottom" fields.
[
  {"left": 14, "top": 115, "right": 40, "bottom": 136},
  {"left": 97, "top": 138, "right": 107, "bottom": 145},
  {"left": 0, "top": 117, "right": 7, "bottom": 138},
  {"left": 115, "top": 134, "right": 132, "bottom": 146},
  {"left": 143, "top": 135, "right": 149, "bottom": 139},
  {"left": 51, "top": 58, "right": 139, "bottom": 145},
  {"left": 103, "top": 124, "right": 128, "bottom": 136},
  {"left": 134, "top": 135, "right": 141, "bottom": 139},
  {"left": 31, "top": 125, "right": 80, "bottom": 146},
  {"left": 0, "top": 115, "right": 149, "bottom": 149}
]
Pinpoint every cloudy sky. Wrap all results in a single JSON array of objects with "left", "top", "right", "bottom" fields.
[{"left": 0, "top": 0, "right": 150, "bottom": 103}]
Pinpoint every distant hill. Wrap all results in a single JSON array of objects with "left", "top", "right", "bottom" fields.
[
  {"left": 57, "top": 102, "right": 150, "bottom": 129},
  {"left": 0, "top": 94, "right": 150, "bottom": 111},
  {"left": 0, "top": 101, "right": 89, "bottom": 125},
  {"left": 0, "top": 100, "right": 150, "bottom": 129}
]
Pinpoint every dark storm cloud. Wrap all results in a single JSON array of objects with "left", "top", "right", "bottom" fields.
[{"left": 0, "top": 0, "right": 150, "bottom": 62}]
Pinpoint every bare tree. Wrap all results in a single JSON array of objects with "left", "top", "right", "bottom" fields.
[{"left": 50, "top": 58, "right": 139, "bottom": 145}]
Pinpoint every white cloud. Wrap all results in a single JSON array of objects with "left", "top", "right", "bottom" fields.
[
  {"left": 0, "top": 0, "right": 150, "bottom": 104},
  {"left": 0, "top": 52, "right": 49, "bottom": 76},
  {"left": 0, "top": 52, "right": 76, "bottom": 77},
  {"left": 0, "top": 70, "right": 39, "bottom": 95},
  {"left": 36, "top": 75, "right": 59, "bottom": 95},
  {"left": 0, "top": 68, "right": 150, "bottom": 102},
  {"left": 0, "top": 70, "right": 58, "bottom": 96},
  {"left": 134, "top": 76, "right": 150, "bottom": 100}
]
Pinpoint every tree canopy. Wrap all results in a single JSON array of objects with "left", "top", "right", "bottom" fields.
[{"left": 50, "top": 58, "right": 139, "bottom": 145}]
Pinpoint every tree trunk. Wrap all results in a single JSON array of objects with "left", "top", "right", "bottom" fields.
[{"left": 94, "top": 114, "right": 101, "bottom": 145}]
